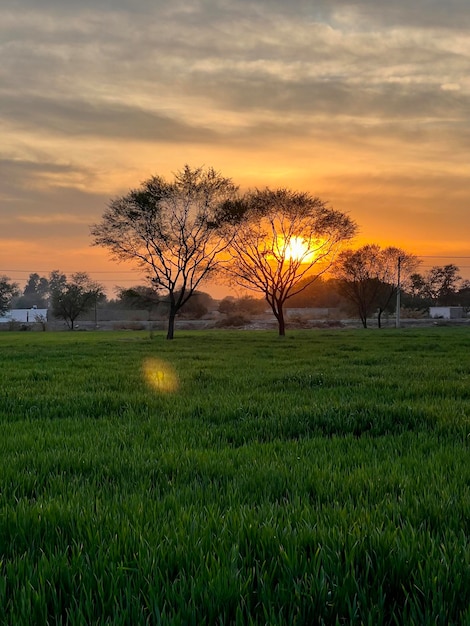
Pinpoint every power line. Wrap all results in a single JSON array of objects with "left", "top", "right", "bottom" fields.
[
  {"left": 0, "top": 268, "right": 146, "bottom": 289},
  {"left": 417, "top": 256, "right": 470, "bottom": 258},
  {"left": 0, "top": 269, "right": 140, "bottom": 274}
]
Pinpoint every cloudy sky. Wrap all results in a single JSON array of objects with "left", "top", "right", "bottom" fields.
[{"left": 1, "top": 0, "right": 469, "bottom": 293}]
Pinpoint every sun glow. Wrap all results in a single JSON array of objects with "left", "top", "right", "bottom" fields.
[{"left": 281, "top": 236, "right": 315, "bottom": 263}]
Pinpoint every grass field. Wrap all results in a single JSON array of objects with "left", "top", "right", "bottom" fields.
[{"left": 0, "top": 327, "right": 469, "bottom": 625}]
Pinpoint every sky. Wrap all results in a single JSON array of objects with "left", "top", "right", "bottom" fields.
[{"left": 1, "top": 0, "right": 469, "bottom": 296}]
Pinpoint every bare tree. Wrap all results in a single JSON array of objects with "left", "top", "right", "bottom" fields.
[
  {"left": 220, "top": 188, "right": 356, "bottom": 336},
  {"left": 91, "top": 165, "right": 238, "bottom": 339},
  {"left": 331, "top": 245, "right": 382, "bottom": 328},
  {"left": 332, "top": 245, "right": 419, "bottom": 328}
]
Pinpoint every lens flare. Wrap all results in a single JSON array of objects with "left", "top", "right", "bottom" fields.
[{"left": 143, "top": 358, "right": 179, "bottom": 393}]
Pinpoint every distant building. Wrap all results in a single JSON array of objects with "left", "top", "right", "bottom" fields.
[
  {"left": 0, "top": 307, "right": 48, "bottom": 323},
  {"left": 429, "top": 306, "right": 464, "bottom": 320}
]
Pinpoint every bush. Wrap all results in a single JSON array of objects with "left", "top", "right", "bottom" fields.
[
  {"left": 286, "top": 313, "right": 312, "bottom": 329},
  {"left": 218, "top": 296, "right": 266, "bottom": 316},
  {"left": 400, "top": 307, "right": 427, "bottom": 319},
  {"left": 112, "top": 321, "right": 147, "bottom": 331},
  {"left": 214, "top": 314, "right": 251, "bottom": 328}
]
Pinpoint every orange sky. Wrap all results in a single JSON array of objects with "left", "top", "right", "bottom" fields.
[{"left": 1, "top": 0, "right": 469, "bottom": 296}]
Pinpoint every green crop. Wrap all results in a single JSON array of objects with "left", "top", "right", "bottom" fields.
[{"left": 0, "top": 328, "right": 469, "bottom": 624}]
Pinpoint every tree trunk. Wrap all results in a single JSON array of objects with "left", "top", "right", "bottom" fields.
[
  {"left": 278, "top": 308, "right": 286, "bottom": 336},
  {"left": 166, "top": 291, "right": 178, "bottom": 340},
  {"left": 167, "top": 309, "right": 176, "bottom": 340},
  {"left": 274, "top": 300, "right": 286, "bottom": 337},
  {"left": 267, "top": 297, "right": 286, "bottom": 336},
  {"left": 377, "top": 308, "right": 383, "bottom": 328}
]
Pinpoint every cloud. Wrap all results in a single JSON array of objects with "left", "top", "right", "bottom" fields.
[
  {"left": 4, "top": 0, "right": 470, "bottom": 28},
  {"left": 0, "top": 157, "right": 105, "bottom": 200},
  {"left": 2, "top": 0, "right": 468, "bottom": 158},
  {"left": 0, "top": 95, "right": 219, "bottom": 143},
  {"left": 328, "top": 0, "right": 470, "bottom": 29},
  {"left": 17, "top": 214, "right": 90, "bottom": 225},
  {"left": 0, "top": 158, "right": 109, "bottom": 243},
  {"left": 1, "top": 0, "right": 469, "bottom": 283}
]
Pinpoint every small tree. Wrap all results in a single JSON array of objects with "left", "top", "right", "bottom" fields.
[
  {"left": 331, "top": 246, "right": 382, "bottom": 328},
  {"left": 117, "top": 286, "right": 161, "bottom": 320},
  {"left": 51, "top": 272, "right": 105, "bottom": 330},
  {"left": 422, "top": 264, "right": 462, "bottom": 305},
  {"left": 332, "top": 245, "right": 419, "bottom": 328},
  {"left": 177, "top": 291, "right": 213, "bottom": 319},
  {"left": 0, "top": 276, "right": 19, "bottom": 315},
  {"left": 91, "top": 165, "right": 238, "bottom": 339},
  {"left": 221, "top": 188, "right": 356, "bottom": 336}
]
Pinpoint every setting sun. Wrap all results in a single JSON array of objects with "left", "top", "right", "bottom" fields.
[{"left": 281, "top": 236, "right": 315, "bottom": 263}]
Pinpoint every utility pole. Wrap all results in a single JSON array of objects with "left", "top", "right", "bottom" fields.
[{"left": 396, "top": 256, "right": 401, "bottom": 329}]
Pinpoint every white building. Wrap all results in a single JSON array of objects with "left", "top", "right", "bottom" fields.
[
  {"left": 0, "top": 307, "right": 48, "bottom": 323},
  {"left": 429, "top": 306, "right": 464, "bottom": 319}
]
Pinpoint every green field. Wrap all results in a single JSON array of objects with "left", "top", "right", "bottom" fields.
[{"left": 0, "top": 328, "right": 469, "bottom": 625}]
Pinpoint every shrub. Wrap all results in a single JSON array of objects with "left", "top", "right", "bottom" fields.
[{"left": 214, "top": 314, "right": 251, "bottom": 328}]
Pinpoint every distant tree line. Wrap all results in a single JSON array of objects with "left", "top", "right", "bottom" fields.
[
  {"left": 2, "top": 260, "right": 469, "bottom": 332},
  {"left": 3, "top": 271, "right": 105, "bottom": 330},
  {"left": 285, "top": 261, "right": 470, "bottom": 328}
]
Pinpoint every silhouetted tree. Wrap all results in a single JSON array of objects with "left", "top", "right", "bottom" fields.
[
  {"left": 14, "top": 273, "right": 50, "bottom": 308},
  {"left": 178, "top": 291, "right": 214, "bottom": 319},
  {"left": 332, "top": 246, "right": 383, "bottom": 328},
  {"left": 405, "top": 264, "right": 465, "bottom": 307},
  {"left": 421, "top": 264, "right": 462, "bottom": 305},
  {"left": 220, "top": 188, "right": 356, "bottom": 335},
  {"left": 332, "top": 245, "right": 418, "bottom": 328},
  {"left": 51, "top": 272, "right": 105, "bottom": 329},
  {"left": 48, "top": 270, "right": 68, "bottom": 299},
  {"left": 91, "top": 165, "right": 238, "bottom": 339},
  {"left": 117, "top": 286, "right": 161, "bottom": 319}
]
